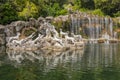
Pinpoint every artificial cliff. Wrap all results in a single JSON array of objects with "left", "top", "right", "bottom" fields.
[
  {"left": 4, "top": 16, "right": 84, "bottom": 51},
  {"left": 0, "top": 11, "right": 119, "bottom": 46},
  {"left": 53, "top": 12, "right": 118, "bottom": 39}
]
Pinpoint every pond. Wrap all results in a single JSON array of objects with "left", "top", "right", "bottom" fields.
[{"left": 0, "top": 43, "right": 120, "bottom": 80}]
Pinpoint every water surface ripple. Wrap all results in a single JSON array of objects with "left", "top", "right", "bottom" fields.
[{"left": 0, "top": 43, "right": 120, "bottom": 80}]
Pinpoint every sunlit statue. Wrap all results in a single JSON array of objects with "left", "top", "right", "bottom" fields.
[{"left": 6, "top": 18, "right": 84, "bottom": 51}]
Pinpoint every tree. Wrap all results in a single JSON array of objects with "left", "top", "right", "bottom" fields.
[
  {"left": 94, "top": 0, "right": 120, "bottom": 17},
  {"left": 18, "top": 1, "right": 38, "bottom": 20},
  {"left": 81, "top": 0, "right": 95, "bottom": 10},
  {"left": 0, "top": 2, "right": 18, "bottom": 24}
]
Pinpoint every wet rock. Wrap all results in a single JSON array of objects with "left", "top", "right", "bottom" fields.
[
  {"left": 15, "top": 21, "right": 26, "bottom": 32},
  {"left": 5, "top": 25, "right": 16, "bottom": 37},
  {"left": 29, "top": 18, "right": 37, "bottom": 27},
  {"left": 0, "top": 25, "right": 5, "bottom": 45},
  {"left": 0, "top": 25, "right": 5, "bottom": 34},
  {"left": 37, "top": 17, "right": 45, "bottom": 23},
  {"left": 46, "top": 16, "right": 53, "bottom": 23},
  {"left": 0, "top": 34, "right": 6, "bottom": 45}
]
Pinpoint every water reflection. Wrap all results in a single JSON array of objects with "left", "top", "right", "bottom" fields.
[
  {"left": 6, "top": 49, "right": 84, "bottom": 70},
  {"left": 1, "top": 44, "right": 120, "bottom": 80},
  {"left": 0, "top": 46, "right": 6, "bottom": 66},
  {"left": 82, "top": 44, "right": 120, "bottom": 69},
  {"left": 4, "top": 43, "right": 120, "bottom": 69}
]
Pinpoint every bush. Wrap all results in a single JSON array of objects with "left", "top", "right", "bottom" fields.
[
  {"left": 114, "top": 11, "right": 120, "bottom": 17},
  {"left": 56, "top": 9, "right": 67, "bottom": 16},
  {"left": 18, "top": 1, "right": 38, "bottom": 20},
  {"left": 79, "top": 8, "right": 89, "bottom": 12},
  {"left": 0, "top": 3, "right": 18, "bottom": 24},
  {"left": 92, "top": 9, "right": 105, "bottom": 16}
]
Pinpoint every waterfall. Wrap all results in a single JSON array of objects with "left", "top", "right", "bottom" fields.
[
  {"left": 88, "top": 17, "right": 93, "bottom": 39},
  {"left": 66, "top": 12, "right": 115, "bottom": 40},
  {"left": 109, "top": 18, "right": 113, "bottom": 38},
  {"left": 71, "top": 15, "right": 74, "bottom": 33}
]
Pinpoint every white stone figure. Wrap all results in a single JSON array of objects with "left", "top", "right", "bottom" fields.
[
  {"left": 65, "top": 33, "right": 75, "bottom": 44},
  {"left": 71, "top": 33, "right": 82, "bottom": 41},
  {"left": 45, "top": 28, "right": 51, "bottom": 38},
  {"left": 47, "top": 23, "right": 59, "bottom": 38},
  {"left": 54, "top": 42, "right": 63, "bottom": 48},
  {"left": 60, "top": 29, "right": 67, "bottom": 38},
  {"left": 25, "top": 33, "right": 43, "bottom": 48},
  {"left": 34, "top": 34, "right": 43, "bottom": 42},
  {"left": 8, "top": 32, "right": 21, "bottom": 43},
  {"left": 6, "top": 17, "right": 85, "bottom": 50},
  {"left": 12, "top": 39, "right": 23, "bottom": 46},
  {"left": 52, "top": 34, "right": 63, "bottom": 46},
  {"left": 8, "top": 32, "right": 36, "bottom": 48}
]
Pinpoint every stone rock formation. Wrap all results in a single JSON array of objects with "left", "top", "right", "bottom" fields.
[
  {"left": 0, "top": 25, "right": 5, "bottom": 45},
  {"left": 6, "top": 20, "right": 84, "bottom": 51}
]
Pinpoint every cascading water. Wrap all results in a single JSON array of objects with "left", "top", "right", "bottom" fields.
[
  {"left": 66, "top": 12, "right": 116, "bottom": 42},
  {"left": 109, "top": 18, "right": 113, "bottom": 38}
]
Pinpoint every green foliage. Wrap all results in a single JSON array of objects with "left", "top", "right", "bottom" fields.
[
  {"left": 52, "top": 20, "right": 63, "bottom": 31},
  {"left": 18, "top": 1, "right": 38, "bottom": 20},
  {"left": 92, "top": 9, "right": 104, "bottom": 16},
  {"left": 0, "top": 2, "right": 18, "bottom": 24},
  {"left": 72, "top": 4, "right": 80, "bottom": 11},
  {"left": 79, "top": 8, "right": 89, "bottom": 12},
  {"left": 0, "top": 0, "right": 120, "bottom": 24},
  {"left": 47, "top": 3, "right": 61, "bottom": 16},
  {"left": 81, "top": 0, "right": 95, "bottom": 10},
  {"left": 114, "top": 11, "right": 120, "bottom": 17},
  {"left": 94, "top": 0, "right": 120, "bottom": 17},
  {"left": 57, "top": 9, "right": 67, "bottom": 16},
  {"left": 25, "top": 30, "right": 35, "bottom": 37}
]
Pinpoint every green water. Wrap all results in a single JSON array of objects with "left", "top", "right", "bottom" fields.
[{"left": 0, "top": 44, "right": 120, "bottom": 80}]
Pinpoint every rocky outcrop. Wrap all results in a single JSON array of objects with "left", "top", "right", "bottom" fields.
[{"left": 0, "top": 25, "right": 5, "bottom": 45}]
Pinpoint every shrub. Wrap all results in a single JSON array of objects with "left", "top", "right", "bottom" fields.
[
  {"left": 92, "top": 9, "right": 105, "bottom": 16},
  {"left": 114, "top": 11, "right": 120, "bottom": 17}
]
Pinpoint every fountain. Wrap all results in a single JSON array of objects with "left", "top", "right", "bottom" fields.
[
  {"left": 0, "top": 11, "right": 118, "bottom": 51},
  {"left": 53, "top": 11, "right": 118, "bottom": 44},
  {"left": 6, "top": 18, "right": 84, "bottom": 51}
]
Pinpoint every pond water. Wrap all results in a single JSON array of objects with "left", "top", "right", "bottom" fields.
[{"left": 0, "top": 43, "right": 120, "bottom": 80}]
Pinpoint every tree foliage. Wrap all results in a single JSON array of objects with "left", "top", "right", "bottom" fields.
[
  {"left": 0, "top": 0, "right": 120, "bottom": 24},
  {"left": 0, "top": 2, "right": 18, "bottom": 24},
  {"left": 18, "top": 1, "right": 38, "bottom": 19}
]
